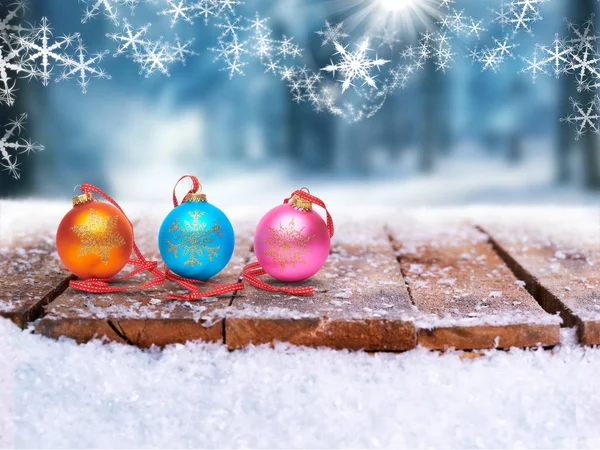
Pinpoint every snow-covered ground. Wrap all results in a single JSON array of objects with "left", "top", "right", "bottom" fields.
[{"left": 1, "top": 320, "right": 599, "bottom": 448}]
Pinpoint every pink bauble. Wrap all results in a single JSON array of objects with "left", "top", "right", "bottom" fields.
[{"left": 254, "top": 203, "right": 331, "bottom": 283}]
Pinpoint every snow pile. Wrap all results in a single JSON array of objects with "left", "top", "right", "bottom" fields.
[{"left": 1, "top": 319, "right": 600, "bottom": 449}]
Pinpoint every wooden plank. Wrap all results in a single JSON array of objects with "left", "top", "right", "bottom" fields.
[
  {"left": 0, "top": 234, "right": 74, "bottom": 328},
  {"left": 389, "top": 221, "right": 561, "bottom": 350},
  {"left": 36, "top": 218, "right": 253, "bottom": 347},
  {"left": 226, "top": 223, "right": 417, "bottom": 351},
  {"left": 480, "top": 211, "right": 600, "bottom": 345}
]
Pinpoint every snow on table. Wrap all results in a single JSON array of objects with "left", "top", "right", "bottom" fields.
[
  {"left": 0, "top": 201, "right": 75, "bottom": 327},
  {"left": 36, "top": 217, "right": 254, "bottom": 347},
  {"left": 389, "top": 217, "right": 561, "bottom": 349},
  {"left": 479, "top": 208, "right": 600, "bottom": 345},
  {"left": 226, "top": 222, "right": 418, "bottom": 351},
  {"left": 1, "top": 201, "right": 599, "bottom": 351}
]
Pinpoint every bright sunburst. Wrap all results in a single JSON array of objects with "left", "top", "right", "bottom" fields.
[{"left": 329, "top": 0, "right": 442, "bottom": 38}]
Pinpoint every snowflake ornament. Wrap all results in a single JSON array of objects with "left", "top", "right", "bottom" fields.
[{"left": 0, "top": 113, "right": 43, "bottom": 180}]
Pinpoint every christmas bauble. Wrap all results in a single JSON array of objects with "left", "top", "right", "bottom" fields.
[
  {"left": 158, "top": 192, "right": 235, "bottom": 280},
  {"left": 254, "top": 193, "right": 331, "bottom": 283},
  {"left": 56, "top": 192, "right": 134, "bottom": 279}
]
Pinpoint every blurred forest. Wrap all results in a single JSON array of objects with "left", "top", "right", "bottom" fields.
[{"left": 1, "top": 0, "right": 599, "bottom": 202}]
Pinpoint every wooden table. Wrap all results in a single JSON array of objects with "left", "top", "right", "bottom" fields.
[{"left": 2, "top": 202, "right": 598, "bottom": 351}]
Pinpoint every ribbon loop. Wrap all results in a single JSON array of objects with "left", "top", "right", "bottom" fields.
[
  {"left": 284, "top": 189, "right": 334, "bottom": 238},
  {"left": 172, "top": 175, "right": 201, "bottom": 207}
]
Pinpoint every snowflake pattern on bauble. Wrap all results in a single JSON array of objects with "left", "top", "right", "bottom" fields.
[
  {"left": 71, "top": 209, "right": 126, "bottom": 264},
  {"left": 264, "top": 217, "right": 314, "bottom": 273},
  {"left": 167, "top": 210, "right": 222, "bottom": 267}
]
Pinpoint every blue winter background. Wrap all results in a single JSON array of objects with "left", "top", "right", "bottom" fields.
[{"left": 1, "top": 0, "right": 599, "bottom": 205}]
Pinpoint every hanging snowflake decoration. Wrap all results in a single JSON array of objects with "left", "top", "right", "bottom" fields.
[{"left": 0, "top": 113, "right": 43, "bottom": 180}]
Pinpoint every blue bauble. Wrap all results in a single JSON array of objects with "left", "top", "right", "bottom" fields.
[{"left": 158, "top": 199, "right": 235, "bottom": 280}]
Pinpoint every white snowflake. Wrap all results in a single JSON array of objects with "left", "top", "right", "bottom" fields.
[
  {"left": 0, "top": 113, "right": 43, "bottom": 180},
  {"left": 492, "top": 0, "right": 512, "bottom": 29},
  {"left": 277, "top": 34, "right": 302, "bottom": 59},
  {"left": 106, "top": 19, "right": 152, "bottom": 59},
  {"left": 520, "top": 47, "right": 548, "bottom": 82},
  {"left": 561, "top": 96, "right": 600, "bottom": 140},
  {"left": 466, "top": 19, "right": 486, "bottom": 38},
  {"left": 565, "top": 16, "right": 600, "bottom": 92},
  {"left": 374, "top": 28, "right": 400, "bottom": 51},
  {"left": 80, "top": 0, "right": 129, "bottom": 25},
  {"left": 506, "top": 0, "right": 547, "bottom": 35},
  {"left": 472, "top": 36, "right": 518, "bottom": 72},
  {"left": 57, "top": 38, "right": 110, "bottom": 93},
  {"left": 0, "top": 35, "right": 36, "bottom": 106},
  {"left": 0, "top": 0, "right": 32, "bottom": 41},
  {"left": 170, "top": 35, "right": 196, "bottom": 65},
  {"left": 196, "top": 0, "right": 217, "bottom": 24},
  {"left": 536, "top": 34, "right": 573, "bottom": 78},
  {"left": 136, "top": 39, "right": 175, "bottom": 77},
  {"left": 322, "top": 39, "right": 389, "bottom": 92},
  {"left": 13, "top": 17, "right": 78, "bottom": 86},
  {"left": 211, "top": 34, "right": 246, "bottom": 78},
  {"left": 159, "top": 0, "right": 199, "bottom": 27},
  {"left": 316, "top": 21, "right": 348, "bottom": 47},
  {"left": 216, "top": 0, "right": 242, "bottom": 15}
]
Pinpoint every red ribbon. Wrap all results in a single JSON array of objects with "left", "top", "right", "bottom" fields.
[
  {"left": 284, "top": 189, "right": 335, "bottom": 239},
  {"left": 242, "top": 189, "right": 334, "bottom": 297},
  {"left": 242, "top": 262, "right": 315, "bottom": 296},
  {"left": 68, "top": 178, "right": 245, "bottom": 301}
]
